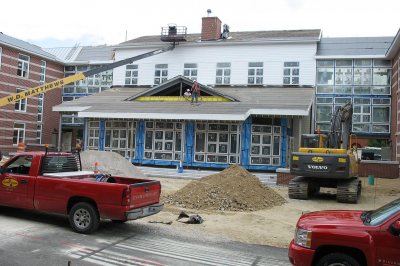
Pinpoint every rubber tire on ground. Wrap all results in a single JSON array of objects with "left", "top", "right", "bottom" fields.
[
  {"left": 316, "top": 252, "right": 360, "bottom": 266},
  {"left": 68, "top": 202, "right": 100, "bottom": 234}
]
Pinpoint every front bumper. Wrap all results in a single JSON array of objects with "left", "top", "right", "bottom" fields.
[
  {"left": 288, "top": 240, "right": 315, "bottom": 266},
  {"left": 125, "top": 203, "right": 164, "bottom": 220}
]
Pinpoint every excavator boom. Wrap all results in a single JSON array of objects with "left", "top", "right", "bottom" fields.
[{"left": 0, "top": 44, "right": 175, "bottom": 107}]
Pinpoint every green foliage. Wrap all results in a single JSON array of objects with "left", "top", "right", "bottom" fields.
[{"left": 367, "top": 139, "right": 388, "bottom": 147}]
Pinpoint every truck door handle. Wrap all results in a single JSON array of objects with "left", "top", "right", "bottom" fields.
[
  {"left": 20, "top": 179, "right": 28, "bottom": 184},
  {"left": 144, "top": 187, "right": 149, "bottom": 192}
]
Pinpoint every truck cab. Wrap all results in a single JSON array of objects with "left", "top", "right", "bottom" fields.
[{"left": 289, "top": 198, "right": 400, "bottom": 266}]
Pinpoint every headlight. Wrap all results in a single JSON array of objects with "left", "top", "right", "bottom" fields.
[{"left": 295, "top": 227, "right": 312, "bottom": 248}]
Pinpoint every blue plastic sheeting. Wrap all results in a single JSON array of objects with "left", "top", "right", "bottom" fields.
[
  {"left": 135, "top": 120, "right": 145, "bottom": 163},
  {"left": 99, "top": 119, "right": 105, "bottom": 151},
  {"left": 185, "top": 122, "right": 194, "bottom": 164},
  {"left": 281, "top": 118, "right": 288, "bottom": 167},
  {"left": 240, "top": 117, "right": 252, "bottom": 168},
  {"left": 83, "top": 118, "right": 88, "bottom": 151}
]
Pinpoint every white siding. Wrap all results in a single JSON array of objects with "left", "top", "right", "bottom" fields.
[{"left": 113, "top": 42, "right": 317, "bottom": 87}]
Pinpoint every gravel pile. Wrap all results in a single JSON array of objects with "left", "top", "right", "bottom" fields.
[{"left": 164, "top": 165, "right": 286, "bottom": 211}]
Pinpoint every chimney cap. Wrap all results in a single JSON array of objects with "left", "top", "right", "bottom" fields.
[{"left": 207, "top": 9, "right": 212, "bottom": 16}]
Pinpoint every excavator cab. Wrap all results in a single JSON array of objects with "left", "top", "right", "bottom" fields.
[{"left": 301, "top": 134, "right": 328, "bottom": 149}]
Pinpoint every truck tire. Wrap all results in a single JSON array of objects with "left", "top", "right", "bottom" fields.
[
  {"left": 69, "top": 202, "right": 100, "bottom": 234},
  {"left": 316, "top": 252, "right": 360, "bottom": 266}
]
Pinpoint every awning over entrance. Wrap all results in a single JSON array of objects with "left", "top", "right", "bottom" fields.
[{"left": 53, "top": 77, "right": 315, "bottom": 121}]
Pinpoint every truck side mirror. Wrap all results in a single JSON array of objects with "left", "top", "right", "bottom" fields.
[{"left": 389, "top": 220, "right": 400, "bottom": 236}]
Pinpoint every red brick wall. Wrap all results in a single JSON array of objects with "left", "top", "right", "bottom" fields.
[
  {"left": 0, "top": 43, "right": 64, "bottom": 155},
  {"left": 201, "top": 17, "right": 222, "bottom": 41},
  {"left": 359, "top": 161, "right": 399, "bottom": 179},
  {"left": 276, "top": 171, "right": 296, "bottom": 185},
  {"left": 392, "top": 48, "right": 400, "bottom": 161}
]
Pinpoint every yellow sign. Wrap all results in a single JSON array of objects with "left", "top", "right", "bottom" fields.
[
  {"left": 312, "top": 157, "right": 324, "bottom": 163},
  {"left": 2, "top": 177, "right": 19, "bottom": 190},
  {"left": 0, "top": 73, "right": 86, "bottom": 107}
]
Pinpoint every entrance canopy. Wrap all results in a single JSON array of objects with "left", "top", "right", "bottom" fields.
[{"left": 54, "top": 76, "right": 315, "bottom": 121}]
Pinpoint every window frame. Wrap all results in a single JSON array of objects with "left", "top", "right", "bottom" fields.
[
  {"left": 283, "top": 61, "right": 300, "bottom": 85},
  {"left": 125, "top": 64, "right": 138, "bottom": 85},
  {"left": 40, "top": 60, "right": 46, "bottom": 84},
  {"left": 183, "top": 63, "right": 198, "bottom": 80},
  {"left": 14, "top": 88, "right": 27, "bottom": 112},
  {"left": 248, "top": 62, "right": 263, "bottom": 85},
  {"left": 17, "top": 54, "right": 30, "bottom": 78},
  {"left": 154, "top": 64, "right": 168, "bottom": 85},
  {"left": 13, "top": 123, "right": 25, "bottom": 145},
  {"left": 215, "top": 62, "right": 231, "bottom": 85}
]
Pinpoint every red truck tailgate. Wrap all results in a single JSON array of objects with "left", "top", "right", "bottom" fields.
[{"left": 129, "top": 180, "right": 161, "bottom": 208}]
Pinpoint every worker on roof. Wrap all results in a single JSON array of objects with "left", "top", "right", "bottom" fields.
[
  {"left": 191, "top": 80, "right": 200, "bottom": 104},
  {"left": 184, "top": 89, "right": 191, "bottom": 97}
]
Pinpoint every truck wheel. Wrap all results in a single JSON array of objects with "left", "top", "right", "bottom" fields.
[
  {"left": 316, "top": 252, "right": 360, "bottom": 266},
  {"left": 69, "top": 202, "right": 99, "bottom": 234}
]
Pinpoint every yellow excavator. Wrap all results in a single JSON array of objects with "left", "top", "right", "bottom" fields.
[{"left": 289, "top": 102, "right": 361, "bottom": 203}]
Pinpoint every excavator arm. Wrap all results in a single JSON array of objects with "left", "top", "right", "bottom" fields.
[
  {"left": 328, "top": 102, "right": 353, "bottom": 149},
  {"left": 0, "top": 44, "right": 175, "bottom": 107}
]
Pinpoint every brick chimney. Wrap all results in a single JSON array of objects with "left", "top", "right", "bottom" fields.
[{"left": 201, "top": 16, "right": 222, "bottom": 41}]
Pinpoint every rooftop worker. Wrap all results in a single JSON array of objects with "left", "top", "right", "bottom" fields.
[
  {"left": 191, "top": 80, "right": 200, "bottom": 104},
  {"left": 184, "top": 88, "right": 191, "bottom": 97}
]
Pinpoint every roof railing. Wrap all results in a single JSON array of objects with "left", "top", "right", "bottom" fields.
[{"left": 161, "top": 25, "right": 187, "bottom": 43}]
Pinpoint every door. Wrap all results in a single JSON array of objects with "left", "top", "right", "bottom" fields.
[
  {"left": 0, "top": 155, "right": 35, "bottom": 209},
  {"left": 375, "top": 218, "right": 400, "bottom": 266},
  {"left": 61, "top": 132, "right": 72, "bottom": 152}
]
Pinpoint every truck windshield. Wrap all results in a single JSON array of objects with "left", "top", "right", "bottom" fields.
[{"left": 367, "top": 198, "right": 400, "bottom": 226}]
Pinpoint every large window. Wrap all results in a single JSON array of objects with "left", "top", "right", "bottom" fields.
[
  {"left": 283, "top": 62, "right": 299, "bottom": 85},
  {"left": 17, "top": 54, "right": 30, "bottom": 78},
  {"left": 14, "top": 88, "right": 27, "bottom": 112},
  {"left": 105, "top": 120, "right": 136, "bottom": 158},
  {"left": 63, "top": 65, "right": 112, "bottom": 96},
  {"left": 154, "top": 64, "right": 168, "bottom": 85},
  {"left": 250, "top": 119, "right": 281, "bottom": 166},
  {"left": 125, "top": 64, "right": 138, "bottom": 85},
  {"left": 194, "top": 122, "right": 240, "bottom": 164},
  {"left": 216, "top": 62, "right": 231, "bottom": 85},
  {"left": 315, "top": 59, "right": 391, "bottom": 134},
  {"left": 183, "top": 63, "right": 198, "bottom": 80},
  {"left": 13, "top": 123, "right": 25, "bottom": 145},
  {"left": 144, "top": 121, "right": 182, "bottom": 161},
  {"left": 248, "top": 62, "right": 263, "bottom": 85}
]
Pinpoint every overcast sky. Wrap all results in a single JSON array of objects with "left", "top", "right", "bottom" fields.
[{"left": 1, "top": 0, "right": 399, "bottom": 48}]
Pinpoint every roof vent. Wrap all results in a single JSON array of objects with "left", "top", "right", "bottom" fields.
[{"left": 207, "top": 9, "right": 212, "bottom": 16}]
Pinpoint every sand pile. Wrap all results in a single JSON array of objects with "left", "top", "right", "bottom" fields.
[
  {"left": 164, "top": 165, "right": 286, "bottom": 211},
  {"left": 80, "top": 150, "right": 145, "bottom": 178}
]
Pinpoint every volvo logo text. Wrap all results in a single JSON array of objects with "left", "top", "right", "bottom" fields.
[{"left": 307, "top": 165, "right": 328, "bottom": 170}]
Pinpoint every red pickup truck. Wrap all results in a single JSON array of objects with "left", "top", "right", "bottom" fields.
[
  {"left": 288, "top": 198, "right": 400, "bottom": 266},
  {"left": 0, "top": 151, "right": 163, "bottom": 234}
]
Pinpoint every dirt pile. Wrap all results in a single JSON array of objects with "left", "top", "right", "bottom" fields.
[
  {"left": 80, "top": 150, "right": 145, "bottom": 178},
  {"left": 164, "top": 165, "right": 286, "bottom": 211}
]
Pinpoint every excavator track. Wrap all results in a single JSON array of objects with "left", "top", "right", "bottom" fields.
[
  {"left": 288, "top": 176, "right": 310, "bottom": 200},
  {"left": 336, "top": 178, "right": 362, "bottom": 203}
]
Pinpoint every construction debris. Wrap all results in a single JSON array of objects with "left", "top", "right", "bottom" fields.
[
  {"left": 176, "top": 211, "right": 204, "bottom": 224},
  {"left": 164, "top": 165, "right": 286, "bottom": 211}
]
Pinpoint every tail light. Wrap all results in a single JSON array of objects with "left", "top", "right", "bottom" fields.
[{"left": 121, "top": 187, "right": 131, "bottom": 206}]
